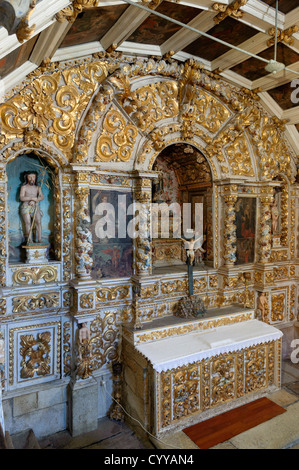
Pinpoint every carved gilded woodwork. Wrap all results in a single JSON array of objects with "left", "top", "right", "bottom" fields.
[
  {"left": 259, "top": 196, "right": 272, "bottom": 263},
  {"left": 0, "top": 299, "right": 6, "bottom": 315},
  {"left": 20, "top": 332, "right": 51, "bottom": 379},
  {"left": 135, "top": 312, "right": 253, "bottom": 344},
  {"left": 63, "top": 321, "right": 71, "bottom": 377},
  {"left": 0, "top": 61, "right": 113, "bottom": 161},
  {"left": 79, "top": 293, "right": 94, "bottom": 309},
  {"left": 62, "top": 187, "right": 72, "bottom": 281},
  {"left": 74, "top": 186, "right": 93, "bottom": 278},
  {"left": 15, "top": 0, "right": 37, "bottom": 43},
  {"left": 73, "top": 83, "right": 114, "bottom": 163},
  {"left": 280, "top": 184, "right": 289, "bottom": 247},
  {"left": 157, "top": 340, "right": 276, "bottom": 432},
  {"left": 89, "top": 311, "right": 122, "bottom": 371},
  {"left": 251, "top": 118, "right": 293, "bottom": 181},
  {"left": 9, "top": 321, "right": 61, "bottom": 385},
  {"left": 152, "top": 240, "right": 183, "bottom": 264},
  {"left": 96, "top": 286, "right": 131, "bottom": 303},
  {"left": 271, "top": 291, "right": 285, "bottom": 322},
  {"left": 133, "top": 187, "right": 152, "bottom": 276},
  {"left": 267, "top": 25, "right": 299, "bottom": 48},
  {"left": 12, "top": 293, "right": 59, "bottom": 313},
  {"left": 223, "top": 195, "right": 238, "bottom": 266},
  {"left": 0, "top": 185, "right": 6, "bottom": 287},
  {"left": 225, "top": 134, "right": 254, "bottom": 177},
  {"left": 0, "top": 56, "right": 295, "bottom": 185},
  {"left": 0, "top": 53, "right": 296, "bottom": 396},
  {"left": 212, "top": 0, "right": 248, "bottom": 24},
  {"left": 12, "top": 266, "right": 58, "bottom": 285},
  {"left": 56, "top": 0, "right": 99, "bottom": 23},
  {"left": 95, "top": 106, "right": 138, "bottom": 162},
  {"left": 77, "top": 337, "right": 93, "bottom": 380}
]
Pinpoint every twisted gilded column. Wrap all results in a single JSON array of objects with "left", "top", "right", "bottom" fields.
[
  {"left": 280, "top": 184, "right": 289, "bottom": 247},
  {"left": 223, "top": 195, "right": 237, "bottom": 266},
  {"left": 259, "top": 195, "right": 272, "bottom": 263},
  {"left": 133, "top": 177, "right": 152, "bottom": 276},
  {"left": 74, "top": 171, "right": 93, "bottom": 279}
]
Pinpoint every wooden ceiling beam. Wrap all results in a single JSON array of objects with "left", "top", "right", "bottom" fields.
[
  {"left": 160, "top": 10, "right": 215, "bottom": 56},
  {"left": 100, "top": 4, "right": 151, "bottom": 51},
  {"left": 211, "top": 31, "right": 269, "bottom": 71},
  {"left": 29, "top": 20, "right": 72, "bottom": 66}
]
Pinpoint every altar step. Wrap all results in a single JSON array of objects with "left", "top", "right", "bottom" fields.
[
  {"left": 281, "top": 359, "right": 299, "bottom": 385},
  {"left": 0, "top": 427, "right": 41, "bottom": 449}
]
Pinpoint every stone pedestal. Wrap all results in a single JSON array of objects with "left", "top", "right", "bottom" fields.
[
  {"left": 22, "top": 244, "right": 48, "bottom": 264},
  {"left": 68, "top": 377, "right": 98, "bottom": 437}
]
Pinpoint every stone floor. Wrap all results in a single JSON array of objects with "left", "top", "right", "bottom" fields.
[{"left": 36, "top": 359, "right": 299, "bottom": 450}]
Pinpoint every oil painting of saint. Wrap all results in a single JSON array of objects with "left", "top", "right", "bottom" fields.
[{"left": 235, "top": 197, "right": 256, "bottom": 265}]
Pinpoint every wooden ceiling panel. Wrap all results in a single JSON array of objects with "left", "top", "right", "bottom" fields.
[
  {"left": 182, "top": 17, "right": 258, "bottom": 62},
  {"left": 0, "top": 34, "right": 39, "bottom": 79},
  {"left": 230, "top": 43, "right": 299, "bottom": 81},
  {"left": 267, "top": 82, "right": 298, "bottom": 110},
  {"left": 260, "top": 0, "right": 299, "bottom": 14},
  {"left": 60, "top": 5, "right": 128, "bottom": 48},
  {"left": 126, "top": 1, "right": 201, "bottom": 46}
]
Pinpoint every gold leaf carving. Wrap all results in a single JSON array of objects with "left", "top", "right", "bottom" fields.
[
  {"left": 12, "top": 266, "right": 58, "bottom": 285},
  {"left": 20, "top": 332, "right": 51, "bottom": 379},
  {"left": 13, "top": 293, "right": 59, "bottom": 313},
  {"left": 96, "top": 108, "right": 138, "bottom": 162}
]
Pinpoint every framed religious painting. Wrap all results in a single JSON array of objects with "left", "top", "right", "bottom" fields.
[
  {"left": 90, "top": 189, "right": 133, "bottom": 279},
  {"left": 235, "top": 197, "right": 256, "bottom": 265}
]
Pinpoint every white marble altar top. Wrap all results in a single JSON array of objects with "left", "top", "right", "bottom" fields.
[{"left": 135, "top": 319, "right": 283, "bottom": 372}]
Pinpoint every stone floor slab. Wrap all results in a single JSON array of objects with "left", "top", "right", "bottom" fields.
[{"left": 229, "top": 401, "right": 299, "bottom": 449}]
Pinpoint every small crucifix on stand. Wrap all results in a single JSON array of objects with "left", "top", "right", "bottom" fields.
[
  {"left": 180, "top": 233, "right": 205, "bottom": 296},
  {"left": 176, "top": 232, "right": 207, "bottom": 318}
]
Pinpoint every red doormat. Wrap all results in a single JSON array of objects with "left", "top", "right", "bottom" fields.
[{"left": 183, "top": 397, "right": 286, "bottom": 449}]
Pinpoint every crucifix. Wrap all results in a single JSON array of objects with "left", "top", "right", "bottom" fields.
[{"left": 180, "top": 235, "right": 205, "bottom": 296}]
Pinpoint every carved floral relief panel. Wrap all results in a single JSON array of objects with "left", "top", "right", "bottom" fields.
[{"left": 8, "top": 321, "right": 61, "bottom": 388}]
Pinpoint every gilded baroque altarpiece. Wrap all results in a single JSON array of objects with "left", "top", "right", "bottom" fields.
[{"left": 0, "top": 53, "right": 297, "bottom": 434}]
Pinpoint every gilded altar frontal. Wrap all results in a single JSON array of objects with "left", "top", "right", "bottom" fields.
[{"left": 0, "top": 0, "right": 299, "bottom": 446}]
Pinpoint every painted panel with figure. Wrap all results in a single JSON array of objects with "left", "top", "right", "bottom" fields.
[
  {"left": 90, "top": 189, "right": 133, "bottom": 279},
  {"left": 235, "top": 197, "right": 256, "bottom": 265}
]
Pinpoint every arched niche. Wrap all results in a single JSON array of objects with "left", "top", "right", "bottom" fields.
[
  {"left": 7, "top": 152, "right": 57, "bottom": 264},
  {"left": 151, "top": 142, "right": 213, "bottom": 272}
]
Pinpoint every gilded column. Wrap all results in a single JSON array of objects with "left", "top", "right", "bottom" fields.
[
  {"left": 133, "top": 176, "right": 152, "bottom": 277},
  {"left": 74, "top": 170, "right": 93, "bottom": 279},
  {"left": 223, "top": 195, "right": 237, "bottom": 266},
  {"left": 0, "top": 169, "right": 7, "bottom": 288},
  {"left": 280, "top": 184, "right": 289, "bottom": 247},
  {"left": 259, "top": 195, "right": 272, "bottom": 263}
]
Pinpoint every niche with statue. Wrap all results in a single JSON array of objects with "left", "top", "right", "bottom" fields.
[{"left": 7, "top": 153, "right": 55, "bottom": 264}]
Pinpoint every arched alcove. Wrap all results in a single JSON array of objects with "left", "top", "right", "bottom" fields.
[{"left": 151, "top": 142, "right": 213, "bottom": 272}]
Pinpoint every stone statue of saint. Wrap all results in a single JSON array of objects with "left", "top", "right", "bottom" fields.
[
  {"left": 271, "top": 196, "right": 279, "bottom": 233},
  {"left": 78, "top": 322, "right": 90, "bottom": 345},
  {"left": 257, "top": 292, "right": 268, "bottom": 323},
  {"left": 20, "top": 171, "right": 44, "bottom": 243}
]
